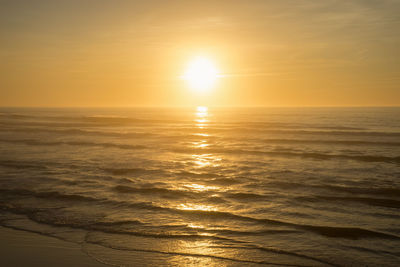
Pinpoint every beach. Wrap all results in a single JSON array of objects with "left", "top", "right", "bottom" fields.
[{"left": 0, "top": 226, "right": 107, "bottom": 267}]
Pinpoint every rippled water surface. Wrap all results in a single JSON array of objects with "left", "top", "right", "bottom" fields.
[{"left": 0, "top": 107, "right": 400, "bottom": 266}]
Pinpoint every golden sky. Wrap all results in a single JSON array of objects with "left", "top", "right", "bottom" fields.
[{"left": 1, "top": 0, "right": 399, "bottom": 107}]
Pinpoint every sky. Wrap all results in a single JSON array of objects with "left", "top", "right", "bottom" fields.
[{"left": 1, "top": 0, "right": 399, "bottom": 107}]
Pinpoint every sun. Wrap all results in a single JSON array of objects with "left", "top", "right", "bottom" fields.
[{"left": 182, "top": 57, "right": 220, "bottom": 92}]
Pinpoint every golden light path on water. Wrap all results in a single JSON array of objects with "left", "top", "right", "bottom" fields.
[
  {"left": 176, "top": 106, "right": 222, "bottom": 214},
  {"left": 191, "top": 106, "right": 221, "bottom": 176},
  {"left": 166, "top": 106, "right": 227, "bottom": 266}
]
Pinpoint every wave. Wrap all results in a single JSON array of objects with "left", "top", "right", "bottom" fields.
[
  {"left": 2, "top": 183, "right": 400, "bottom": 241},
  {"left": 299, "top": 225, "right": 399, "bottom": 240},
  {"left": 0, "top": 113, "right": 31, "bottom": 119},
  {"left": 0, "top": 138, "right": 146, "bottom": 150},
  {"left": 0, "top": 206, "right": 242, "bottom": 244},
  {"left": 243, "top": 128, "right": 400, "bottom": 137},
  {"left": 0, "top": 159, "right": 48, "bottom": 170},
  {"left": 175, "top": 126, "right": 400, "bottom": 137},
  {"left": 226, "top": 192, "right": 269, "bottom": 200},
  {"left": 1, "top": 127, "right": 156, "bottom": 138},
  {"left": 0, "top": 115, "right": 191, "bottom": 129},
  {"left": 245, "top": 244, "right": 339, "bottom": 266},
  {"left": 122, "top": 204, "right": 400, "bottom": 240},
  {"left": 341, "top": 244, "right": 400, "bottom": 258},
  {"left": 113, "top": 185, "right": 228, "bottom": 204},
  {"left": 174, "top": 147, "right": 400, "bottom": 164},
  {"left": 1, "top": 222, "right": 321, "bottom": 266},
  {"left": 113, "top": 185, "right": 192, "bottom": 199},
  {"left": 103, "top": 168, "right": 163, "bottom": 176},
  {"left": 2, "top": 192, "right": 399, "bottom": 243},
  {"left": 205, "top": 228, "right": 301, "bottom": 236},
  {"left": 298, "top": 195, "right": 400, "bottom": 209},
  {"left": 325, "top": 186, "right": 400, "bottom": 197},
  {"left": 91, "top": 220, "right": 145, "bottom": 227},
  {"left": 0, "top": 188, "right": 100, "bottom": 203},
  {"left": 153, "top": 207, "right": 400, "bottom": 240},
  {"left": 267, "top": 181, "right": 400, "bottom": 197},
  {"left": 85, "top": 240, "right": 313, "bottom": 267},
  {"left": 205, "top": 177, "right": 244, "bottom": 185},
  {"left": 258, "top": 138, "right": 400, "bottom": 147},
  {"left": 3, "top": 122, "right": 400, "bottom": 139},
  {"left": 242, "top": 121, "right": 365, "bottom": 131},
  {"left": 0, "top": 121, "right": 111, "bottom": 128}
]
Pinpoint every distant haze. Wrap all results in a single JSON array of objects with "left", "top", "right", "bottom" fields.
[{"left": 1, "top": 0, "right": 399, "bottom": 107}]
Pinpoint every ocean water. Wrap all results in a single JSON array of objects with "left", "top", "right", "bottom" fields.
[{"left": 0, "top": 107, "right": 399, "bottom": 266}]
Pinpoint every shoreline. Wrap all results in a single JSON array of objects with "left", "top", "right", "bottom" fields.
[{"left": 0, "top": 226, "right": 108, "bottom": 267}]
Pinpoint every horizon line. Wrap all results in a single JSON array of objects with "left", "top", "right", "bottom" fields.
[{"left": 1, "top": 105, "right": 400, "bottom": 109}]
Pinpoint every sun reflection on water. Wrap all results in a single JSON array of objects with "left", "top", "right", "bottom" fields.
[
  {"left": 195, "top": 106, "right": 209, "bottom": 129},
  {"left": 178, "top": 203, "right": 218, "bottom": 212},
  {"left": 166, "top": 107, "right": 229, "bottom": 266},
  {"left": 192, "top": 140, "right": 209, "bottom": 148},
  {"left": 168, "top": 239, "right": 229, "bottom": 267},
  {"left": 193, "top": 133, "right": 209, "bottom": 137},
  {"left": 191, "top": 106, "right": 222, "bottom": 167},
  {"left": 183, "top": 183, "right": 219, "bottom": 192},
  {"left": 187, "top": 223, "right": 204, "bottom": 229},
  {"left": 196, "top": 106, "right": 208, "bottom": 114},
  {"left": 192, "top": 154, "right": 210, "bottom": 167}
]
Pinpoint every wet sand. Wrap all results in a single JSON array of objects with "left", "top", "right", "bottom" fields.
[{"left": 0, "top": 226, "right": 108, "bottom": 267}]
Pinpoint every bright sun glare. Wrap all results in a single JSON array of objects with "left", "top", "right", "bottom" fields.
[{"left": 182, "top": 57, "right": 219, "bottom": 92}]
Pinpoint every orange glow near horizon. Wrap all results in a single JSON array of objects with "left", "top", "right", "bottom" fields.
[{"left": 1, "top": 1, "right": 399, "bottom": 107}]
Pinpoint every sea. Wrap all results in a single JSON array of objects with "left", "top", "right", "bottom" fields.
[{"left": 0, "top": 107, "right": 399, "bottom": 266}]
